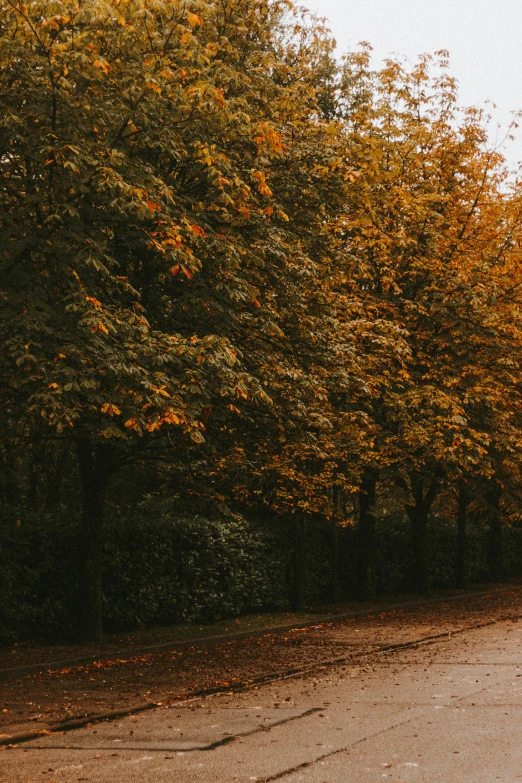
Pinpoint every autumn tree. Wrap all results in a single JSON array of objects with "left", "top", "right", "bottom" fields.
[
  {"left": 334, "top": 48, "right": 522, "bottom": 592},
  {"left": 2, "top": 0, "right": 332, "bottom": 639},
  {"left": 4, "top": 0, "right": 522, "bottom": 642},
  {"left": 1, "top": 0, "right": 403, "bottom": 635}
]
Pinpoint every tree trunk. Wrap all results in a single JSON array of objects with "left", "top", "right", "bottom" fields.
[
  {"left": 455, "top": 479, "right": 468, "bottom": 589},
  {"left": 330, "top": 484, "right": 345, "bottom": 603},
  {"left": 28, "top": 426, "right": 45, "bottom": 510},
  {"left": 331, "top": 519, "right": 340, "bottom": 603},
  {"left": 27, "top": 445, "right": 40, "bottom": 510},
  {"left": 406, "top": 473, "right": 440, "bottom": 594},
  {"left": 486, "top": 478, "right": 502, "bottom": 582},
  {"left": 76, "top": 438, "right": 113, "bottom": 643},
  {"left": 45, "top": 444, "right": 70, "bottom": 511},
  {"left": 409, "top": 506, "right": 428, "bottom": 594},
  {"left": 290, "top": 515, "right": 306, "bottom": 612},
  {"left": 356, "top": 468, "right": 378, "bottom": 600}
]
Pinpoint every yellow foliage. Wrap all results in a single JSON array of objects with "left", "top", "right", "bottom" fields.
[
  {"left": 101, "top": 403, "right": 121, "bottom": 416},
  {"left": 93, "top": 59, "right": 110, "bottom": 75},
  {"left": 187, "top": 12, "right": 203, "bottom": 27}
]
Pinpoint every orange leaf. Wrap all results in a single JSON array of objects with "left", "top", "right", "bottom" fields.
[
  {"left": 163, "top": 410, "right": 181, "bottom": 425},
  {"left": 145, "top": 80, "right": 161, "bottom": 95},
  {"left": 93, "top": 59, "right": 110, "bottom": 75},
  {"left": 214, "top": 88, "right": 226, "bottom": 107},
  {"left": 101, "top": 403, "right": 121, "bottom": 416},
  {"left": 153, "top": 386, "right": 170, "bottom": 398},
  {"left": 258, "top": 182, "right": 273, "bottom": 197},
  {"left": 187, "top": 12, "right": 203, "bottom": 27}
]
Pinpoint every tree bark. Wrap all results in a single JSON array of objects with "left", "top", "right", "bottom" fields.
[
  {"left": 486, "top": 478, "right": 502, "bottom": 582},
  {"left": 76, "top": 438, "right": 113, "bottom": 643},
  {"left": 290, "top": 515, "right": 306, "bottom": 612},
  {"left": 331, "top": 518, "right": 340, "bottom": 603},
  {"left": 406, "top": 472, "right": 440, "bottom": 594},
  {"left": 45, "top": 443, "right": 70, "bottom": 511},
  {"left": 455, "top": 479, "right": 468, "bottom": 589},
  {"left": 330, "top": 484, "right": 345, "bottom": 603},
  {"left": 356, "top": 468, "right": 378, "bottom": 600},
  {"left": 27, "top": 444, "right": 40, "bottom": 510},
  {"left": 28, "top": 425, "right": 46, "bottom": 510}
]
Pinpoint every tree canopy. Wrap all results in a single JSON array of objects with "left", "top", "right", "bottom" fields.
[{"left": 2, "top": 0, "right": 522, "bottom": 639}]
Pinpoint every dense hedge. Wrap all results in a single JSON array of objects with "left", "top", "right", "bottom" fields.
[
  {"left": 0, "top": 502, "right": 289, "bottom": 643},
  {"left": 0, "top": 510, "right": 79, "bottom": 643},
  {"left": 1, "top": 500, "right": 521, "bottom": 644},
  {"left": 373, "top": 513, "right": 522, "bottom": 593},
  {"left": 103, "top": 502, "right": 288, "bottom": 629}
]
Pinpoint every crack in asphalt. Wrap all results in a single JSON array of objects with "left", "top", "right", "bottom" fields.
[
  {"left": 4, "top": 611, "right": 521, "bottom": 748},
  {"left": 257, "top": 680, "right": 517, "bottom": 782},
  {"left": 23, "top": 707, "right": 324, "bottom": 754},
  {"left": 372, "top": 660, "right": 522, "bottom": 666},
  {"left": 258, "top": 714, "right": 420, "bottom": 782},
  {"left": 257, "top": 637, "right": 519, "bottom": 781}
]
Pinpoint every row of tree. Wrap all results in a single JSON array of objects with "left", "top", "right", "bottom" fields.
[{"left": 2, "top": 0, "right": 522, "bottom": 640}]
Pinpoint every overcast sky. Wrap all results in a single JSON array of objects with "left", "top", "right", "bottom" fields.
[{"left": 302, "top": 0, "right": 522, "bottom": 169}]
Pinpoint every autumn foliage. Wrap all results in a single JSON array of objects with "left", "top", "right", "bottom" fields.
[{"left": 2, "top": 0, "right": 522, "bottom": 640}]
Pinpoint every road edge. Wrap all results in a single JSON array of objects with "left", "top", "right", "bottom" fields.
[
  {"left": 2, "top": 584, "right": 519, "bottom": 682},
  {"left": 2, "top": 583, "right": 521, "bottom": 748}
]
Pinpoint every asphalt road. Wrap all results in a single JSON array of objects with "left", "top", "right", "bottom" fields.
[{"left": 4, "top": 617, "right": 522, "bottom": 782}]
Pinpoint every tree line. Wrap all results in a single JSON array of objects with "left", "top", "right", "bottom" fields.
[{"left": 2, "top": 0, "right": 522, "bottom": 641}]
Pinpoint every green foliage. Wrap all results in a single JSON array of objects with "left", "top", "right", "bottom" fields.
[
  {"left": 2, "top": 0, "right": 522, "bottom": 641},
  {"left": 103, "top": 501, "right": 288, "bottom": 628},
  {"left": 0, "top": 509, "right": 80, "bottom": 643},
  {"left": 372, "top": 513, "right": 522, "bottom": 594},
  {"left": 0, "top": 506, "right": 289, "bottom": 642}
]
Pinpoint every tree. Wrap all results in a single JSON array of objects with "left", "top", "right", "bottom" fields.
[
  {"left": 335, "top": 49, "right": 522, "bottom": 591},
  {"left": 1, "top": 0, "right": 307, "bottom": 638},
  {"left": 2, "top": 0, "right": 399, "bottom": 636}
]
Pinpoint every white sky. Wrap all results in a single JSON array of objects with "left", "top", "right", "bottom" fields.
[{"left": 302, "top": 0, "right": 522, "bottom": 169}]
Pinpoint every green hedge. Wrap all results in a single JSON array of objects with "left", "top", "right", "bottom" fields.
[
  {"left": 0, "top": 502, "right": 289, "bottom": 643},
  {"left": 102, "top": 502, "right": 288, "bottom": 629},
  {"left": 0, "top": 510, "right": 79, "bottom": 643},
  {"left": 2, "top": 499, "right": 522, "bottom": 644},
  {"left": 373, "top": 512, "right": 522, "bottom": 594}
]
